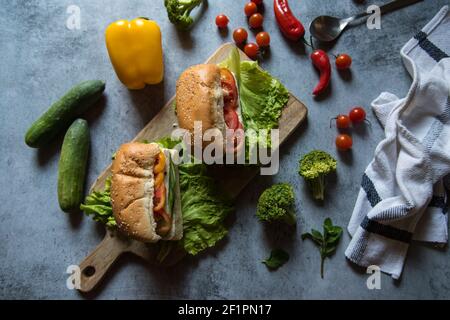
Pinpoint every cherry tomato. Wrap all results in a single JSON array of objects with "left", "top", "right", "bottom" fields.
[
  {"left": 220, "top": 68, "right": 238, "bottom": 109},
  {"left": 251, "top": 0, "right": 263, "bottom": 5},
  {"left": 249, "top": 13, "right": 264, "bottom": 29},
  {"left": 233, "top": 28, "right": 248, "bottom": 44},
  {"left": 335, "top": 54, "right": 352, "bottom": 70},
  {"left": 256, "top": 31, "right": 270, "bottom": 47},
  {"left": 244, "top": 2, "right": 258, "bottom": 16},
  {"left": 224, "top": 107, "right": 240, "bottom": 130},
  {"left": 335, "top": 114, "right": 351, "bottom": 129},
  {"left": 215, "top": 14, "right": 229, "bottom": 28},
  {"left": 244, "top": 42, "right": 259, "bottom": 59},
  {"left": 336, "top": 134, "right": 353, "bottom": 150},
  {"left": 349, "top": 107, "right": 366, "bottom": 123}
]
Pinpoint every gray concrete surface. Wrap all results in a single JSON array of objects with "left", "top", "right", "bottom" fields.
[{"left": 1, "top": 0, "right": 449, "bottom": 299}]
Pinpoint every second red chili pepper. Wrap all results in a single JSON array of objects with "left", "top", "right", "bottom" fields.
[
  {"left": 310, "top": 49, "right": 331, "bottom": 96},
  {"left": 273, "top": 0, "right": 305, "bottom": 41}
]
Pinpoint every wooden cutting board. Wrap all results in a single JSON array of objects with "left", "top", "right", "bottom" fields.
[{"left": 78, "top": 43, "right": 307, "bottom": 293}]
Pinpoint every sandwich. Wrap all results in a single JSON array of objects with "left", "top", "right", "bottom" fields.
[
  {"left": 110, "top": 142, "right": 183, "bottom": 242},
  {"left": 175, "top": 64, "right": 244, "bottom": 153}
]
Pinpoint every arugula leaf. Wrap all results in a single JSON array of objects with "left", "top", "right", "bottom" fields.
[
  {"left": 262, "top": 249, "right": 290, "bottom": 270},
  {"left": 80, "top": 177, "right": 116, "bottom": 228},
  {"left": 302, "top": 218, "right": 342, "bottom": 279}
]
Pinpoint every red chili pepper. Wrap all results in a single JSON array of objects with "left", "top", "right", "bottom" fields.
[
  {"left": 310, "top": 49, "right": 331, "bottom": 96},
  {"left": 273, "top": 0, "right": 305, "bottom": 41}
]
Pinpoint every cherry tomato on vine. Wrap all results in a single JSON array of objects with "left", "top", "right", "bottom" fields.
[
  {"left": 349, "top": 107, "right": 366, "bottom": 124},
  {"left": 335, "top": 54, "right": 352, "bottom": 70},
  {"left": 256, "top": 31, "right": 270, "bottom": 47},
  {"left": 336, "top": 134, "right": 353, "bottom": 150},
  {"left": 333, "top": 114, "right": 351, "bottom": 129},
  {"left": 249, "top": 13, "right": 264, "bottom": 29},
  {"left": 233, "top": 28, "right": 248, "bottom": 44},
  {"left": 244, "top": 43, "right": 259, "bottom": 60},
  {"left": 251, "top": 0, "right": 263, "bottom": 5},
  {"left": 215, "top": 14, "right": 229, "bottom": 28},
  {"left": 245, "top": 2, "right": 258, "bottom": 16}
]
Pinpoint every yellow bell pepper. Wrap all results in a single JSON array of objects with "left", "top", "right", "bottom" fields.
[{"left": 105, "top": 18, "right": 164, "bottom": 90}]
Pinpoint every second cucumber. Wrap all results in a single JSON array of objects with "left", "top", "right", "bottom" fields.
[
  {"left": 58, "top": 119, "right": 90, "bottom": 213},
  {"left": 25, "top": 80, "right": 105, "bottom": 148}
]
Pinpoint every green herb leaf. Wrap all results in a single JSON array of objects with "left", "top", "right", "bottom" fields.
[
  {"left": 302, "top": 218, "right": 342, "bottom": 279},
  {"left": 262, "top": 249, "right": 290, "bottom": 270},
  {"left": 311, "top": 229, "right": 323, "bottom": 241}
]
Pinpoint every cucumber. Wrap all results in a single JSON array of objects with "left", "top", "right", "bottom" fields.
[
  {"left": 25, "top": 80, "right": 105, "bottom": 148},
  {"left": 58, "top": 119, "right": 90, "bottom": 213}
]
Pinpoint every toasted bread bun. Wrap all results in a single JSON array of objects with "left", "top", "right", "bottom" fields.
[
  {"left": 111, "top": 142, "right": 161, "bottom": 242},
  {"left": 176, "top": 64, "right": 226, "bottom": 138}
]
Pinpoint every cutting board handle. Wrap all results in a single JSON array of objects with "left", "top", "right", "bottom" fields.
[{"left": 78, "top": 232, "right": 126, "bottom": 293}]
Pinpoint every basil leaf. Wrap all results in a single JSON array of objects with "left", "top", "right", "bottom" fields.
[
  {"left": 262, "top": 249, "right": 290, "bottom": 270},
  {"left": 302, "top": 232, "right": 323, "bottom": 246},
  {"left": 302, "top": 218, "right": 342, "bottom": 279}
]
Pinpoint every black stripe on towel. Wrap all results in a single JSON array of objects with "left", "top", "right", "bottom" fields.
[
  {"left": 428, "top": 196, "right": 447, "bottom": 214},
  {"left": 414, "top": 31, "right": 449, "bottom": 62},
  {"left": 361, "top": 216, "right": 413, "bottom": 243},
  {"left": 361, "top": 173, "right": 382, "bottom": 207}
]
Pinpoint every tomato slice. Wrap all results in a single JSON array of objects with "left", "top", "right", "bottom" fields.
[
  {"left": 154, "top": 209, "right": 172, "bottom": 236},
  {"left": 224, "top": 107, "right": 240, "bottom": 130},
  {"left": 220, "top": 68, "right": 238, "bottom": 110},
  {"left": 153, "top": 184, "right": 166, "bottom": 212},
  {"left": 225, "top": 121, "right": 245, "bottom": 155}
]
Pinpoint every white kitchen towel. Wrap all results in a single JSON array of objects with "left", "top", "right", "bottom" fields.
[
  {"left": 372, "top": 93, "right": 449, "bottom": 244},
  {"left": 345, "top": 6, "right": 450, "bottom": 280}
]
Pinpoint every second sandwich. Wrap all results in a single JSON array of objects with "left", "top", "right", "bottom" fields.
[{"left": 111, "top": 142, "right": 183, "bottom": 243}]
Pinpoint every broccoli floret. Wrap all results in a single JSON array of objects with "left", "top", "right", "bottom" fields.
[
  {"left": 298, "top": 150, "right": 337, "bottom": 201},
  {"left": 256, "top": 183, "right": 296, "bottom": 225},
  {"left": 164, "top": 0, "right": 203, "bottom": 30}
]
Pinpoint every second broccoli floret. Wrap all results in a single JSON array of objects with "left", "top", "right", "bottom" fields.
[
  {"left": 298, "top": 150, "right": 337, "bottom": 201},
  {"left": 256, "top": 183, "right": 296, "bottom": 225},
  {"left": 164, "top": 0, "right": 203, "bottom": 30}
]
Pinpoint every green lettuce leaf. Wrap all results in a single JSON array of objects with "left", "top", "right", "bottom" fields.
[
  {"left": 239, "top": 61, "right": 289, "bottom": 133},
  {"left": 155, "top": 136, "right": 182, "bottom": 150},
  {"left": 80, "top": 177, "right": 116, "bottom": 228},
  {"left": 178, "top": 163, "right": 234, "bottom": 255},
  {"left": 218, "top": 46, "right": 240, "bottom": 84}
]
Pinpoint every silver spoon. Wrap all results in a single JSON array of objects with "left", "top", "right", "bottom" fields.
[{"left": 310, "top": 0, "right": 423, "bottom": 42}]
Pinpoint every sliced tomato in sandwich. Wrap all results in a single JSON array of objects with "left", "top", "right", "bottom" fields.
[
  {"left": 154, "top": 209, "right": 171, "bottom": 236},
  {"left": 153, "top": 184, "right": 166, "bottom": 212},
  {"left": 220, "top": 68, "right": 238, "bottom": 110},
  {"left": 224, "top": 107, "right": 240, "bottom": 130}
]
